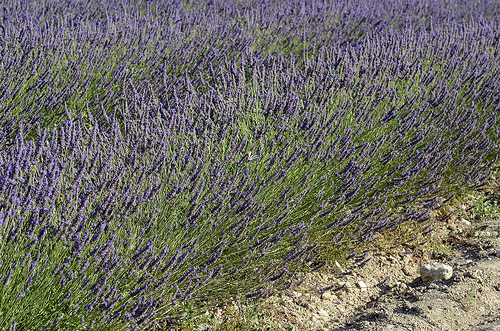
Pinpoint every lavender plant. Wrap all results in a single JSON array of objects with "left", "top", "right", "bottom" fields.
[{"left": 0, "top": 0, "right": 499, "bottom": 330}]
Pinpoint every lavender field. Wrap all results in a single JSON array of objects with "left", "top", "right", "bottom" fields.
[{"left": 0, "top": 0, "right": 499, "bottom": 329}]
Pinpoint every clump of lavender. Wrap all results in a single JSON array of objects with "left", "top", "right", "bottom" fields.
[{"left": 0, "top": 0, "right": 499, "bottom": 330}]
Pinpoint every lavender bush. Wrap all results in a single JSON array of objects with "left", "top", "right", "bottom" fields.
[{"left": 0, "top": 0, "right": 499, "bottom": 329}]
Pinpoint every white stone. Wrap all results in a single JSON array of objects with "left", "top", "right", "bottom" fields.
[
  {"left": 357, "top": 280, "right": 368, "bottom": 291},
  {"left": 459, "top": 218, "right": 471, "bottom": 226},
  {"left": 332, "top": 260, "right": 344, "bottom": 274},
  {"left": 318, "top": 308, "right": 330, "bottom": 317},
  {"left": 322, "top": 291, "right": 335, "bottom": 300},
  {"left": 420, "top": 263, "right": 453, "bottom": 282}
]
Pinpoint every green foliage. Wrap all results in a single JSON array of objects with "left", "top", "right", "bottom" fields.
[{"left": 467, "top": 192, "right": 500, "bottom": 222}]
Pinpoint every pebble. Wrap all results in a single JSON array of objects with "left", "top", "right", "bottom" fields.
[
  {"left": 286, "top": 291, "right": 302, "bottom": 298},
  {"left": 459, "top": 218, "right": 471, "bottom": 226},
  {"left": 318, "top": 308, "right": 330, "bottom": 316},
  {"left": 402, "top": 265, "right": 414, "bottom": 276},
  {"left": 357, "top": 280, "right": 368, "bottom": 291},
  {"left": 322, "top": 291, "right": 335, "bottom": 300},
  {"left": 420, "top": 263, "right": 453, "bottom": 281},
  {"left": 333, "top": 260, "right": 344, "bottom": 274}
]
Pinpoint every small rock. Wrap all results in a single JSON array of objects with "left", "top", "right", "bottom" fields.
[
  {"left": 497, "top": 249, "right": 500, "bottom": 258},
  {"left": 288, "top": 291, "right": 302, "bottom": 298},
  {"left": 380, "top": 275, "right": 392, "bottom": 285},
  {"left": 322, "top": 291, "right": 335, "bottom": 300},
  {"left": 402, "top": 265, "right": 414, "bottom": 276},
  {"left": 332, "top": 260, "right": 344, "bottom": 274},
  {"left": 357, "top": 280, "right": 368, "bottom": 291},
  {"left": 402, "top": 255, "right": 412, "bottom": 264},
  {"left": 318, "top": 308, "right": 330, "bottom": 317},
  {"left": 459, "top": 218, "right": 471, "bottom": 226},
  {"left": 420, "top": 263, "right": 453, "bottom": 282}
]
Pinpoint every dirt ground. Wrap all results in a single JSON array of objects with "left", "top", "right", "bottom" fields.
[{"left": 254, "top": 180, "right": 500, "bottom": 331}]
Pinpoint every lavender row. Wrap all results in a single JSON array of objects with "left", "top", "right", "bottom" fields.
[
  {"left": 0, "top": 0, "right": 499, "bottom": 329},
  {"left": 1, "top": 0, "right": 499, "bottom": 146}
]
